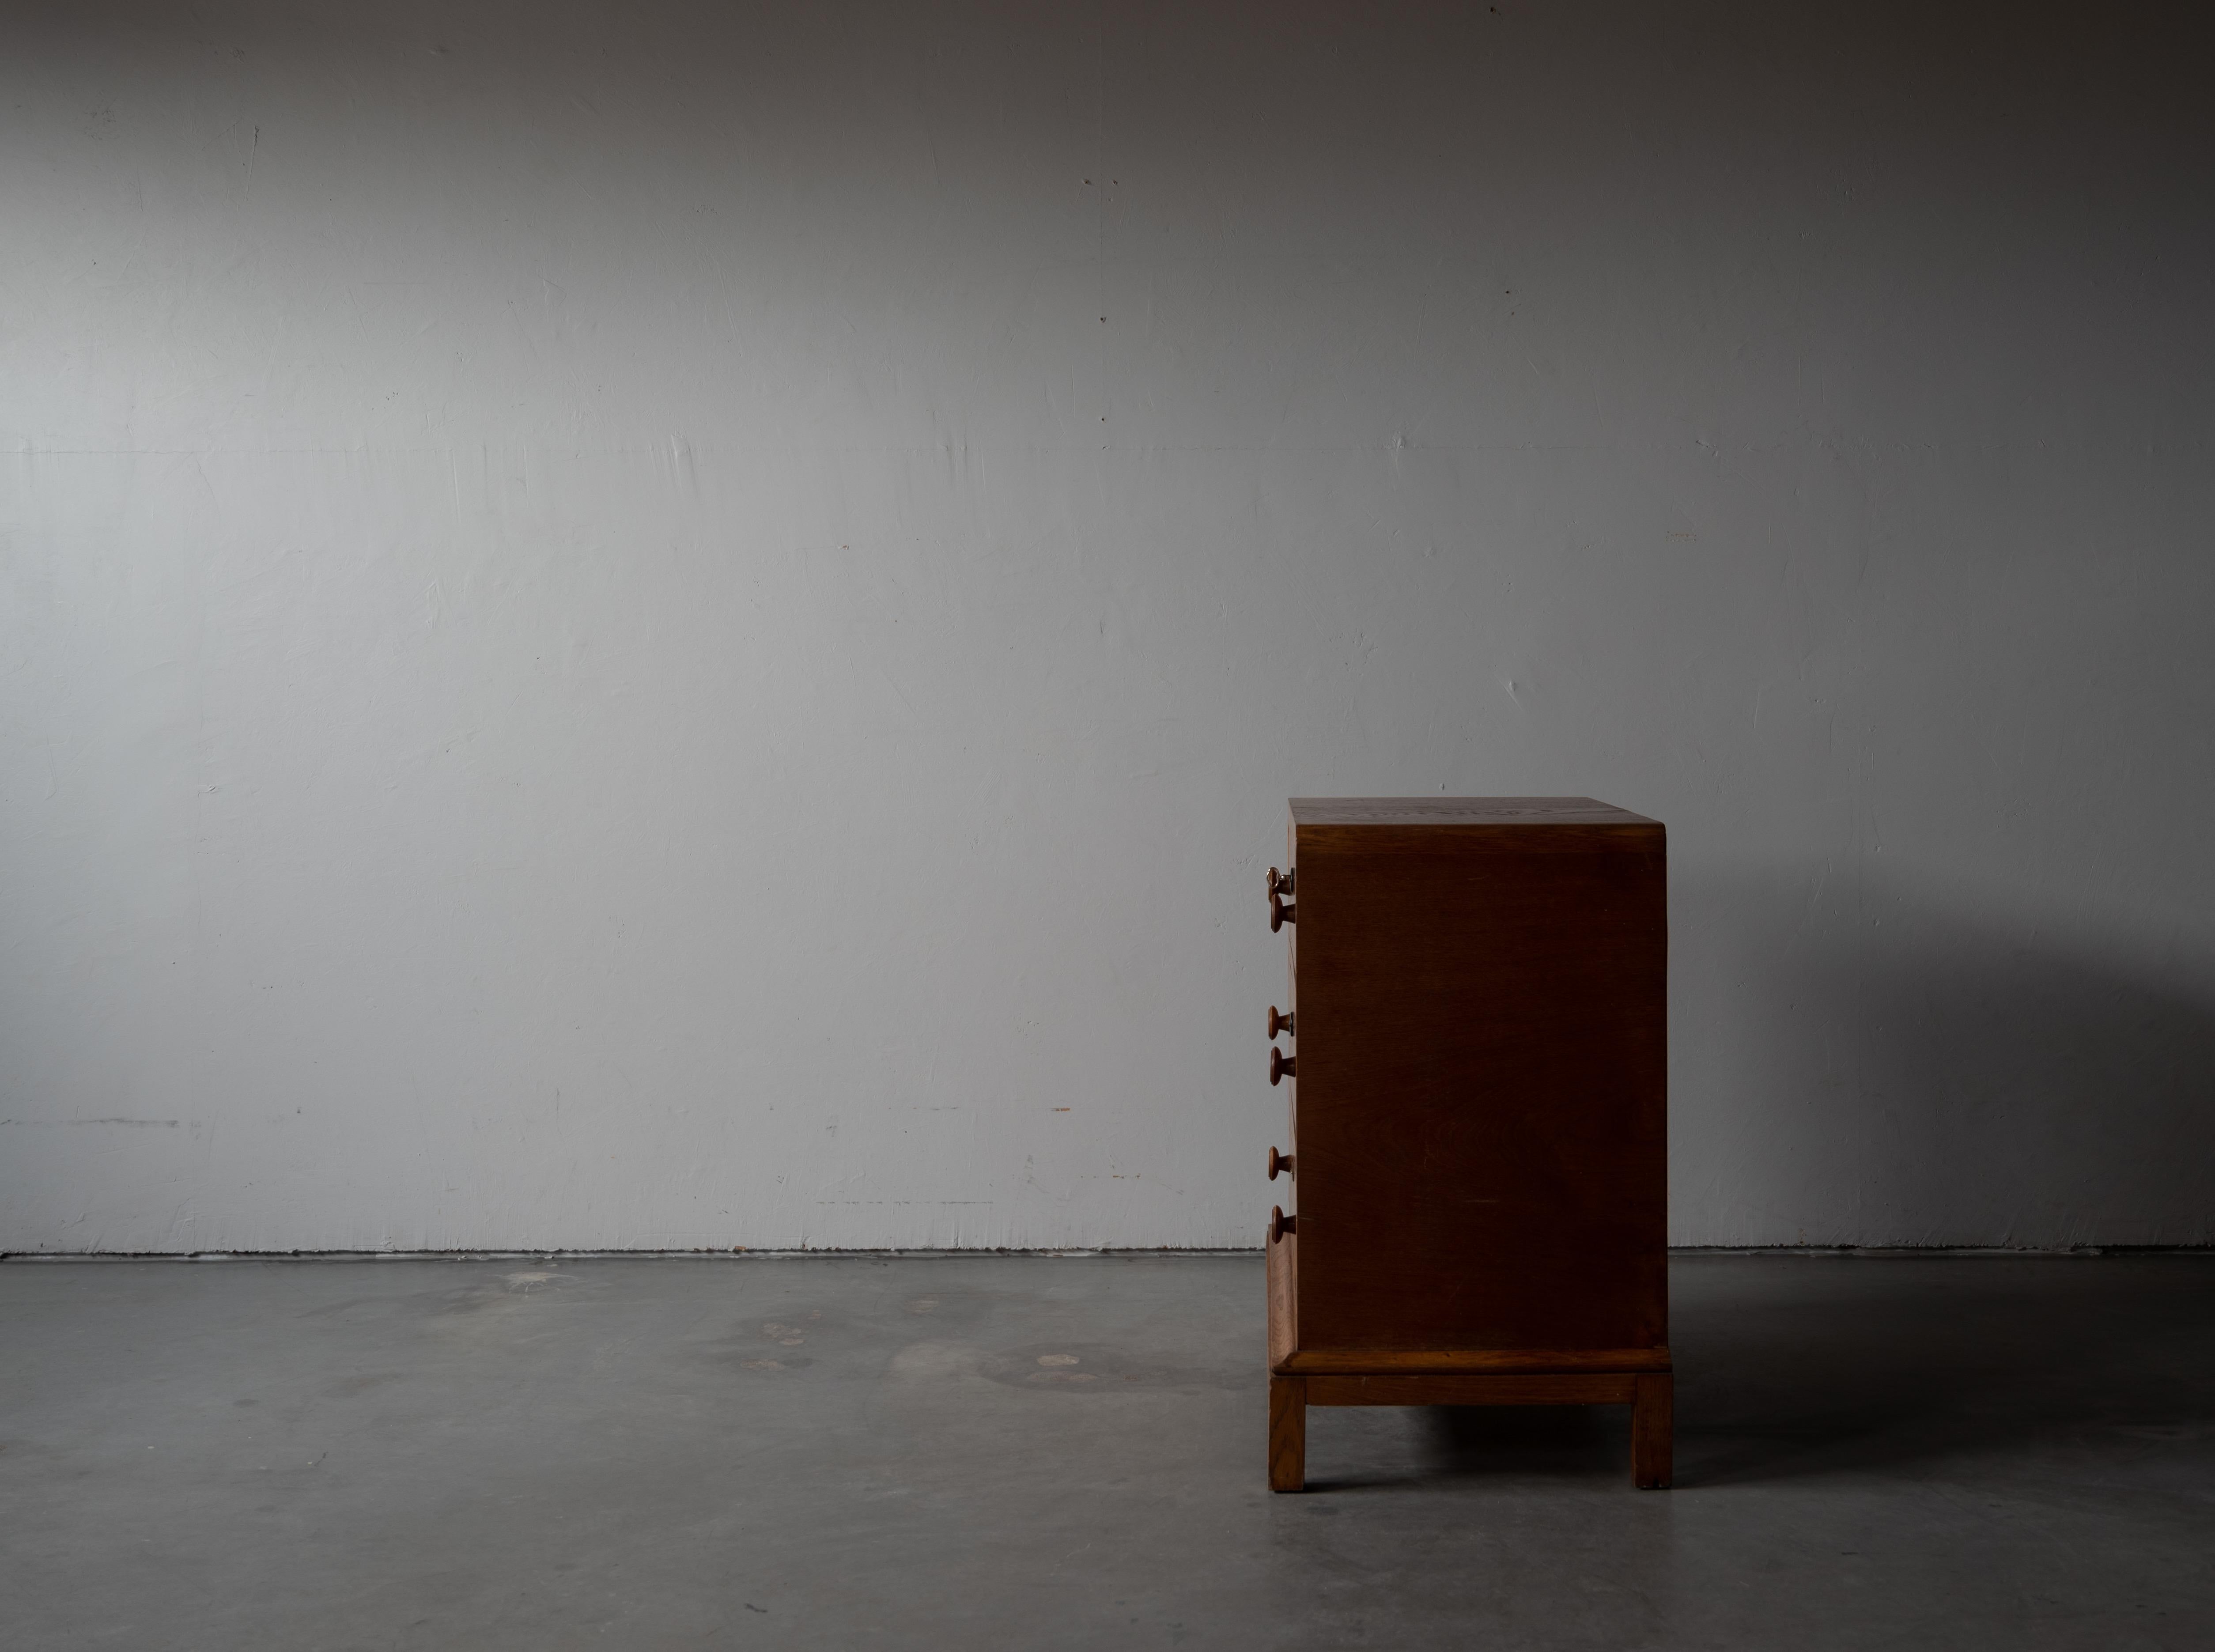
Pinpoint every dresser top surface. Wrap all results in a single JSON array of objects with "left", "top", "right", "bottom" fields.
[{"left": 1288, "top": 796, "right": 1658, "bottom": 827}]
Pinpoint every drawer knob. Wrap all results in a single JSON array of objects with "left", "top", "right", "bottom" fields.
[
  {"left": 1267, "top": 1006, "right": 1294, "bottom": 1039},
  {"left": 1270, "top": 1206, "right": 1296, "bottom": 1243},
  {"left": 1267, "top": 1146, "right": 1293, "bottom": 1180},
  {"left": 1270, "top": 893, "right": 1295, "bottom": 931},
  {"left": 1270, "top": 1048, "right": 1296, "bottom": 1085}
]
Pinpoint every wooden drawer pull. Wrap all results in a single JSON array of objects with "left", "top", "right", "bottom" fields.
[
  {"left": 1268, "top": 1006, "right": 1294, "bottom": 1039},
  {"left": 1268, "top": 1147, "right": 1293, "bottom": 1180},
  {"left": 1270, "top": 1048, "right": 1296, "bottom": 1085},
  {"left": 1270, "top": 893, "right": 1295, "bottom": 931},
  {"left": 1270, "top": 1206, "right": 1297, "bottom": 1243}
]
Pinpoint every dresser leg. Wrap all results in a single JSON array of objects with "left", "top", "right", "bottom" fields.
[
  {"left": 1632, "top": 1372, "right": 1673, "bottom": 1489},
  {"left": 1269, "top": 1376, "right": 1307, "bottom": 1492}
]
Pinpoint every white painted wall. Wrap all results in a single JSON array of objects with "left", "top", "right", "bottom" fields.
[{"left": 4, "top": 2, "right": 2211, "bottom": 1252}]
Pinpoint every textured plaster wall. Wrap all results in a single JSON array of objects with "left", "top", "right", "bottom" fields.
[{"left": 4, "top": 2, "right": 2211, "bottom": 1251}]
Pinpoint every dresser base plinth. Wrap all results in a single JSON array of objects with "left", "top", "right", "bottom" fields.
[{"left": 1266, "top": 1369, "right": 1673, "bottom": 1492}]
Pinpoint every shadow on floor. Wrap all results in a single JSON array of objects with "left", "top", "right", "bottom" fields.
[
  {"left": 1300, "top": 1257, "right": 2215, "bottom": 1493},
  {"left": 1298, "top": 1405, "right": 1630, "bottom": 1494},
  {"left": 1652, "top": 864, "right": 2215, "bottom": 1487},
  {"left": 1670, "top": 1255, "right": 2215, "bottom": 1488}
]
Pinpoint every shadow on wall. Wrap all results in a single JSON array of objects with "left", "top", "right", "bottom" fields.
[{"left": 1675, "top": 867, "right": 2215, "bottom": 1248}]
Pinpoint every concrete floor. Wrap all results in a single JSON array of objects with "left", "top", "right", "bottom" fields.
[{"left": 1, "top": 1255, "right": 2210, "bottom": 1649}]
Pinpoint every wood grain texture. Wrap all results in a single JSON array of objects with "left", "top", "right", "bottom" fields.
[
  {"left": 1266, "top": 1225, "right": 1296, "bottom": 1369},
  {"left": 1286, "top": 798, "right": 1667, "bottom": 1357},
  {"left": 1633, "top": 1372, "right": 1674, "bottom": 1489},
  {"left": 1306, "top": 1372, "right": 1640, "bottom": 1406},
  {"left": 1274, "top": 1346, "right": 1670, "bottom": 1376},
  {"left": 1268, "top": 1377, "right": 1307, "bottom": 1493}
]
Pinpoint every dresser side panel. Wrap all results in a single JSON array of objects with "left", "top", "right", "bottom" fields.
[{"left": 1289, "top": 823, "right": 1667, "bottom": 1354}]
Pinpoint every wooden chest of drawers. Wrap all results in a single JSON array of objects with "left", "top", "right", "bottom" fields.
[{"left": 1263, "top": 797, "right": 1671, "bottom": 1490}]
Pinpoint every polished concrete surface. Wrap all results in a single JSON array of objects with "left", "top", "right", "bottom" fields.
[{"left": 1, "top": 1253, "right": 2210, "bottom": 1649}]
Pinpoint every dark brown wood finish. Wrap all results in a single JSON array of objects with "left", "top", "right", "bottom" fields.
[
  {"left": 1632, "top": 1373, "right": 1674, "bottom": 1489},
  {"left": 1275, "top": 1345, "right": 1670, "bottom": 1375},
  {"left": 1266, "top": 1226, "right": 1296, "bottom": 1369},
  {"left": 1264, "top": 796, "right": 1670, "bottom": 1492},
  {"left": 1308, "top": 1372, "right": 1639, "bottom": 1406},
  {"left": 1268, "top": 1377, "right": 1307, "bottom": 1492}
]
